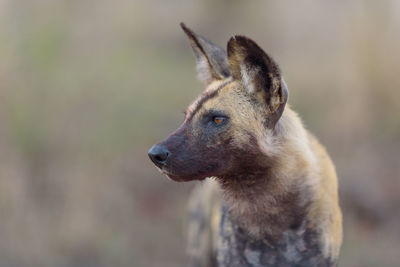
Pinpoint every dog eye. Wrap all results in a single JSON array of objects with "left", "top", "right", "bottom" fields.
[{"left": 212, "top": 116, "right": 225, "bottom": 124}]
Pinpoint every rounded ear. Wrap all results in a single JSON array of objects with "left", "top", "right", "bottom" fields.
[
  {"left": 227, "top": 36, "right": 288, "bottom": 128},
  {"left": 181, "top": 23, "right": 230, "bottom": 85}
]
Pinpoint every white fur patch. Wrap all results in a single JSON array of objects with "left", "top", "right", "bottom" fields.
[
  {"left": 244, "top": 249, "right": 262, "bottom": 266},
  {"left": 240, "top": 63, "right": 259, "bottom": 93},
  {"left": 196, "top": 57, "right": 212, "bottom": 84},
  {"left": 258, "top": 129, "right": 280, "bottom": 157}
]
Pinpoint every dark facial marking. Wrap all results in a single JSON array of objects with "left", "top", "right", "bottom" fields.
[{"left": 186, "top": 80, "right": 232, "bottom": 122}]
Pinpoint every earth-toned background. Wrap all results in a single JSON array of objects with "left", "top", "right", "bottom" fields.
[{"left": 0, "top": 1, "right": 399, "bottom": 266}]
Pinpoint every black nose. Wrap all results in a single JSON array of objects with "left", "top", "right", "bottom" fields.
[{"left": 148, "top": 145, "right": 170, "bottom": 166}]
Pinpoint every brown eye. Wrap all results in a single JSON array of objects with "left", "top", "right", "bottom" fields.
[{"left": 213, "top": 116, "right": 225, "bottom": 124}]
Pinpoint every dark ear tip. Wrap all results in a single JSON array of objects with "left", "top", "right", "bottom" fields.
[
  {"left": 180, "top": 22, "right": 187, "bottom": 30},
  {"left": 180, "top": 22, "right": 193, "bottom": 36},
  {"left": 227, "top": 35, "right": 249, "bottom": 55},
  {"left": 227, "top": 35, "right": 245, "bottom": 48},
  {"left": 232, "top": 35, "right": 249, "bottom": 41},
  {"left": 227, "top": 36, "right": 236, "bottom": 45},
  {"left": 227, "top": 35, "right": 268, "bottom": 60},
  {"left": 228, "top": 35, "right": 256, "bottom": 47}
]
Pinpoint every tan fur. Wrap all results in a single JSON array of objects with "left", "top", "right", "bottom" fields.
[
  {"left": 307, "top": 134, "right": 343, "bottom": 259},
  {"left": 153, "top": 25, "right": 345, "bottom": 266},
  {"left": 188, "top": 78, "right": 342, "bottom": 261}
]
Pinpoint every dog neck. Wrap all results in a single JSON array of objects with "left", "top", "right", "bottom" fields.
[
  {"left": 217, "top": 108, "right": 321, "bottom": 241},
  {"left": 219, "top": 174, "right": 309, "bottom": 241}
]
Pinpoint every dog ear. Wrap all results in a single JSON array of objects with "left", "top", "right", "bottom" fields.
[
  {"left": 227, "top": 36, "right": 288, "bottom": 128},
  {"left": 181, "top": 23, "right": 230, "bottom": 85}
]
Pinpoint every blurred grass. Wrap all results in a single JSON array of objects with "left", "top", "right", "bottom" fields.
[{"left": 0, "top": 0, "right": 399, "bottom": 266}]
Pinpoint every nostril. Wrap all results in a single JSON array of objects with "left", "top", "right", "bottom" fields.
[
  {"left": 155, "top": 154, "right": 164, "bottom": 162},
  {"left": 148, "top": 145, "right": 170, "bottom": 165},
  {"left": 156, "top": 150, "right": 169, "bottom": 162}
]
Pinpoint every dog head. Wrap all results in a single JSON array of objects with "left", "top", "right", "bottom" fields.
[{"left": 148, "top": 23, "right": 288, "bottom": 182}]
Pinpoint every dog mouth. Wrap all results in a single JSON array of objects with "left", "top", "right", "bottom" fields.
[
  {"left": 155, "top": 166, "right": 207, "bottom": 182},
  {"left": 161, "top": 169, "right": 183, "bottom": 181},
  {"left": 154, "top": 166, "right": 184, "bottom": 181}
]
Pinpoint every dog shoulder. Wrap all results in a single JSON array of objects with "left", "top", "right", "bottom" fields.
[{"left": 307, "top": 133, "right": 343, "bottom": 261}]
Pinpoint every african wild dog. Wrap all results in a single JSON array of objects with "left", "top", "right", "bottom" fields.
[{"left": 148, "top": 23, "right": 342, "bottom": 267}]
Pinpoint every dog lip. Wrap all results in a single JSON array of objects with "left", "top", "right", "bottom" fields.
[
  {"left": 158, "top": 168, "right": 181, "bottom": 180},
  {"left": 164, "top": 172, "right": 186, "bottom": 182},
  {"left": 155, "top": 164, "right": 209, "bottom": 182},
  {"left": 161, "top": 169, "right": 207, "bottom": 182}
]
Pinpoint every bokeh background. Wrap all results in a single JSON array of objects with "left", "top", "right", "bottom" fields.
[{"left": 0, "top": 1, "right": 399, "bottom": 266}]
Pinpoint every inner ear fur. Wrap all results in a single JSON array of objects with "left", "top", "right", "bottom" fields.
[
  {"left": 181, "top": 23, "right": 230, "bottom": 85},
  {"left": 227, "top": 36, "right": 288, "bottom": 127}
]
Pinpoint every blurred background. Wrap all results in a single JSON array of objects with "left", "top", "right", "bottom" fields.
[{"left": 0, "top": 0, "right": 399, "bottom": 266}]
